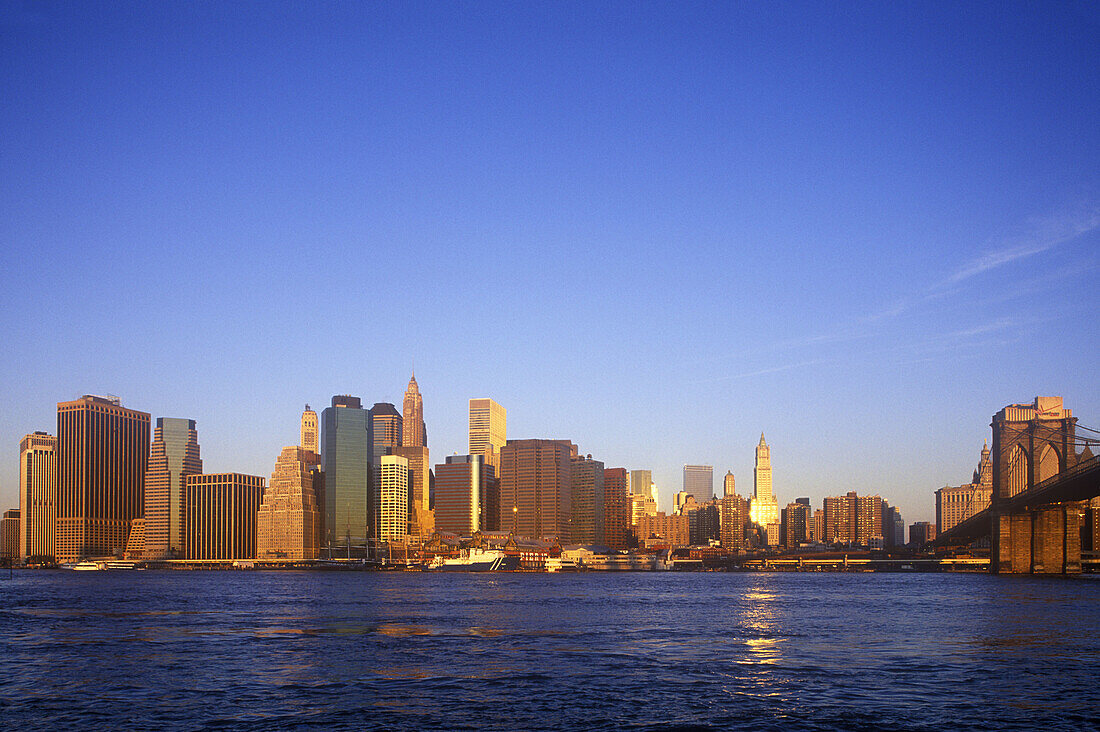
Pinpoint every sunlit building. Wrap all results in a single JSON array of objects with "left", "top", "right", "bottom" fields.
[
  {"left": 723, "top": 471, "right": 736, "bottom": 497},
  {"left": 636, "top": 511, "right": 689, "bottom": 547},
  {"left": 369, "top": 402, "right": 402, "bottom": 540},
  {"left": 378, "top": 454, "right": 408, "bottom": 543},
  {"left": 257, "top": 446, "right": 321, "bottom": 560},
  {"left": 402, "top": 373, "right": 426, "bottom": 448},
  {"left": 630, "top": 469, "right": 657, "bottom": 511},
  {"left": 1, "top": 509, "right": 19, "bottom": 560},
  {"left": 570, "top": 454, "right": 605, "bottom": 545},
  {"left": 469, "top": 398, "right": 507, "bottom": 471},
  {"left": 19, "top": 432, "right": 57, "bottom": 562},
  {"left": 144, "top": 418, "right": 202, "bottom": 559},
  {"left": 56, "top": 395, "right": 150, "bottom": 562},
  {"left": 300, "top": 405, "right": 318, "bottom": 456},
  {"left": 434, "top": 454, "right": 486, "bottom": 535},
  {"left": 603, "top": 468, "right": 630, "bottom": 550},
  {"left": 185, "top": 472, "right": 265, "bottom": 560},
  {"left": 499, "top": 438, "right": 575, "bottom": 541},
  {"left": 935, "top": 442, "right": 993, "bottom": 534},
  {"left": 720, "top": 492, "right": 749, "bottom": 550},
  {"left": 782, "top": 499, "right": 811, "bottom": 547},
  {"left": 750, "top": 434, "right": 779, "bottom": 528}
]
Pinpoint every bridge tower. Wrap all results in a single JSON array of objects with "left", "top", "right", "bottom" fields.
[{"left": 991, "top": 396, "right": 1082, "bottom": 574}]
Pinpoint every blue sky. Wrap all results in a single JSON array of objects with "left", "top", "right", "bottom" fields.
[{"left": 2, "top": 1, "right": 1098, "bottom": 525}]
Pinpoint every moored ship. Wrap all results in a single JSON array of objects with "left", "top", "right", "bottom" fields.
[{"left": 425, "top": 548, "right": 519, "bottom": 571}]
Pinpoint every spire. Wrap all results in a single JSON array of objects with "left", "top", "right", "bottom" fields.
[{"left": 759, "top": 432, "right": 766, "bottom": 446}]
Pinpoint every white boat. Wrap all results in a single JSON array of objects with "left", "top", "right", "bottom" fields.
[
  {"left": 425, "top": 548, "right": 519, "bottom": 571},
  {"left": 67, "top": 561, "right": 104, "bottom": 571}
]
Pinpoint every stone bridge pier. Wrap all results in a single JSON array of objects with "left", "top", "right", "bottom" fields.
[{"left": 990, "top": 397, "right": 1083, "bottom": 575}]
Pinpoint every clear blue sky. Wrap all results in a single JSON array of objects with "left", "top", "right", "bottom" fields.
[{"left": 2, "top": 1, "right": 1098, "bottom": 525}]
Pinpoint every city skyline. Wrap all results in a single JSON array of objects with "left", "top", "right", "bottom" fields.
[{"left": 2, "top": 3, "right": 1099, "bottom": 527}]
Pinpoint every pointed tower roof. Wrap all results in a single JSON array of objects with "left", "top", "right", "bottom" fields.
[
  {"left": 759, "top": 432, "right": 767, "bottom": 446},
  {"left": 406, "top": 372, "right": 419, "bottom": 392}
]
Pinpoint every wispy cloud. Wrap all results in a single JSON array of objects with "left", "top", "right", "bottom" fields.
[
  {"left": 942, "top": 205, "right": 1100, "bottom": 286},
  {"left": 692, "top": 358, "right": 831, "bottom": 384}
]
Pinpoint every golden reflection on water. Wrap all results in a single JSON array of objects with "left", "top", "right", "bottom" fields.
[{"left": 743, "top": 576, "right": 783, "bottom": 665}]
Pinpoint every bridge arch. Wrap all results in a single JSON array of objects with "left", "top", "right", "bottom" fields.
[
  {"left": 1006, "top": 443, "right": 1028, "bottom": 498},
  {"left": 1037, "top": 443, "right": 1060, "bottom": 483}
]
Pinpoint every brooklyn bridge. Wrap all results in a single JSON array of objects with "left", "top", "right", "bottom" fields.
[{"left": 934, "top": 396, "right": 1100, "bottom": 574}]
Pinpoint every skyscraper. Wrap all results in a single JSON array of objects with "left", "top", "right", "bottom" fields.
[
  {"left": 300, "top": 405, "right": 318, "bottom": 455},
  {"left": 56, "top": 395, "right": 150, "bottom": 562},
  {"left": 720, "top": 492, "right": 749, "bottom": 550},
  {"left": 321, "top": 396, "right": 369, "bottom": 555},
  {"left": 499, "top": 439, "right": 574, "bottom": 541},
  {"left": 469, "top": 398, "right": 506, "bottom": 471},
  {"left": 19, "top": 432, "right": 57, "bottom": 562},
  {"left": 603, "top": 468, "right": 630, "bottom": 550},
  {"left": 185, "top": 472, "right": 265, "bottom": 560},
  {"left": 683, "top": 465, "right": 713, "bottom": 504},
  {"left": 378, "top": 454, "right": 408, "bottom": 543},
  {"left": 434, "top": 454, "right": 486, "bottom": 536},
  {"left": 257, "top": 446, "right": 322, "bottom": 560},
  {"left": 369, "top": 402, "right": 402, "bottom": 543},
  {"left": 570, "top": 454, "right": 605, "bottom": 545},
  {"left": 630, "top": 469, "right": 657, "bottom": 511},
  {"left": 723, "top": 471, "right": 736, "bottom": 497},
  {"left": 394, "top": 445, "right": 430, "bottom": 535},
  {"left": 401, "top": 373, "right": 426, "bottom": 447},
  {"left": 750, "top": 434, "right": 779, "bottom": 527},
  {"left": 144, "top": 418, "right": 202, "bottom": 559}
]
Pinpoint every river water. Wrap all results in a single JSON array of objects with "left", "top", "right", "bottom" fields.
[{"left": 1, "top": 570, "right": 1098, "bottom": 730}]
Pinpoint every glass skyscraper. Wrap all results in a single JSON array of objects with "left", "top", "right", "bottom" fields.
[{"left": 321, "top": 395, "right": 369, "bottom": 556}]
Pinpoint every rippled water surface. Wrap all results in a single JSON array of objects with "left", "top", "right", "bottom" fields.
[{"left": 2, "top": 570, "right": 1098, "bottom": 730}]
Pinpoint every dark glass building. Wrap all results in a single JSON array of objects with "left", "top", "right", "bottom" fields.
[{"left": 321, "top": 395, "right": 370, "bottom": 556}]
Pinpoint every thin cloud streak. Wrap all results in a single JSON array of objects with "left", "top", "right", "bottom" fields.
[{"left": 942, "top": 206, "right": 1100, "bottom": 285}]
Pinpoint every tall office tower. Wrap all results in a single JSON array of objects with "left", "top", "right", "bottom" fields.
[
  {"left": 855, "top": 494, "right": 883, "bottom": 546},
  {"left": 570, "top": 454, "right": 605, "bottom": 545},
  {"left": 378, "top": 455, "right": 409, "bottom": 543},
  {"left": 469, "top": 398, "right": 506, "bottom": 470},
  {"left": 782, "top": 499, "right": 811, "bottom": 548},
  {"left": 369, "top": 402, "right": 402, "bottom": 543},
  {"left": 935, "top": 442, "right": 994, "bottom": 534},
  {"left": 0, "top": 510, "right": 19, "bottom": 560},
  {"left": 19, "top": 432, "right": 57, "bottom": 562},
  {"left": 630, "top": 469, "right": 656, "bottom": 511},
  {"left": 683, "top": 465, "right": 714, "bottom": 504},
  {"left": 300, "top": 405, "right": 318, "bottom": 455},
  {"left": 603, "top": 468, "right": 630, "bottom": 549},
  {"left": 482, "top": 464, "right": 500, "bottom": 532},
  {"left": 144, "top": 418, "right": 202, "bottom": 559},
  {"left": 401, "top": 373, "right": 426, "bottom": 447},
  {"left": 674, "top": 491, "right": 692, "bottom": 515},
  {"left": 723, "top": 471, "right": 737, "bottom": 497},
  {"left": 720, "top": 493, "right": 749, "bottom": 549},
  {"left": 321, "top": 396, "right": 369, "bottom": 556},
  {"left": 185, "top": 473, "right": 265, "bottom": 560},
  {"left": 434, "top": 454, "right": 486, "bottom": 535},
  {"left": 750, "top": 434, "right": 779, "bottom": 527},
  {"left": 257, "top": 446, "right": 322, "bottom": 560},
  {"left": 394, "top": 445, "right": 430, "bottom": 538},
  {"left": 499, "top": 439, "right": 574, "bottom": 541},
  {"left": 812, "top": 509, "right": 824, "bottom": 543},
  {"left": 636, "top": 512, "right": 689, "bottom": 547},
  {"left": 56, "top": 395, "right": 150, "bottom": 562}
]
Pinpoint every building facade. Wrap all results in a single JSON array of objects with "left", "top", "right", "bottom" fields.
[
  {"left": 720, "top": 493, "right": 749, "bottom": 550},
  {"left": 144, "top": 417, "right": 202, "bottom": 559},
  {"left": 629, "top": 469, "right": 657, "bottom": 511},
  {"left": 469, "top": 398, "right": 506, "bottom": 471},
  {"left": 378, "top": 454, "right": 409, "bottom": 543},
  {"left": 935, "top": 442, "right": 993, "bottom": 535},
  {"left": 683, "top": 465, "right": 713, "bottom": 504},
  {"left": 636, "top": 512, "right": 689, "bottom": 547},
  {"left": 56, "top": 395, "right": 150, "bottom": 562},
  {"left": 402, "top": 373, "right": 426, "bottom": 448},
  {"left": 321, "top": 395, "right": 370, "bottom": 555},
  {"left": 19, "top": 432, "right": 57, "bottom": 562},
  {"left": 434, "top": 454, "right": 486, "bottom": 536},
  {"left": 185, "top": 472, "right": 265, "bottom": 560},
  {"left": 499, "top": 438, "right": 574, "bottom": 541},
  {"left": 257, "top": 446, "right": 322, "bottom": 560},
  {"left": 570, "top": 454, "right": 605, "bottom": 545},
  {"left": 603, "top": 468, "right": 630, "bottom": 549},
  {"left": 368, "top": 402, "right": 402, "bottom": 540},
  {"left": 1, "top": 510, "right": 19, "bottom": 560},
  {"left": 300, "top": 405, "right": 318, "bottom": 455},
  {"left": 782, "top": 499, "right": 811, "bottom": 547},
  {"left": 750, "top": 434, "right": 779, "bottom": 527},
  {"left": 910, "top": 521, "right": 937, "bottom": 546}
]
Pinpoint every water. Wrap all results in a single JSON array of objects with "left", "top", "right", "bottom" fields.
[{"left": 2, "top": 570, "right": 1098, "bottom": 731}]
